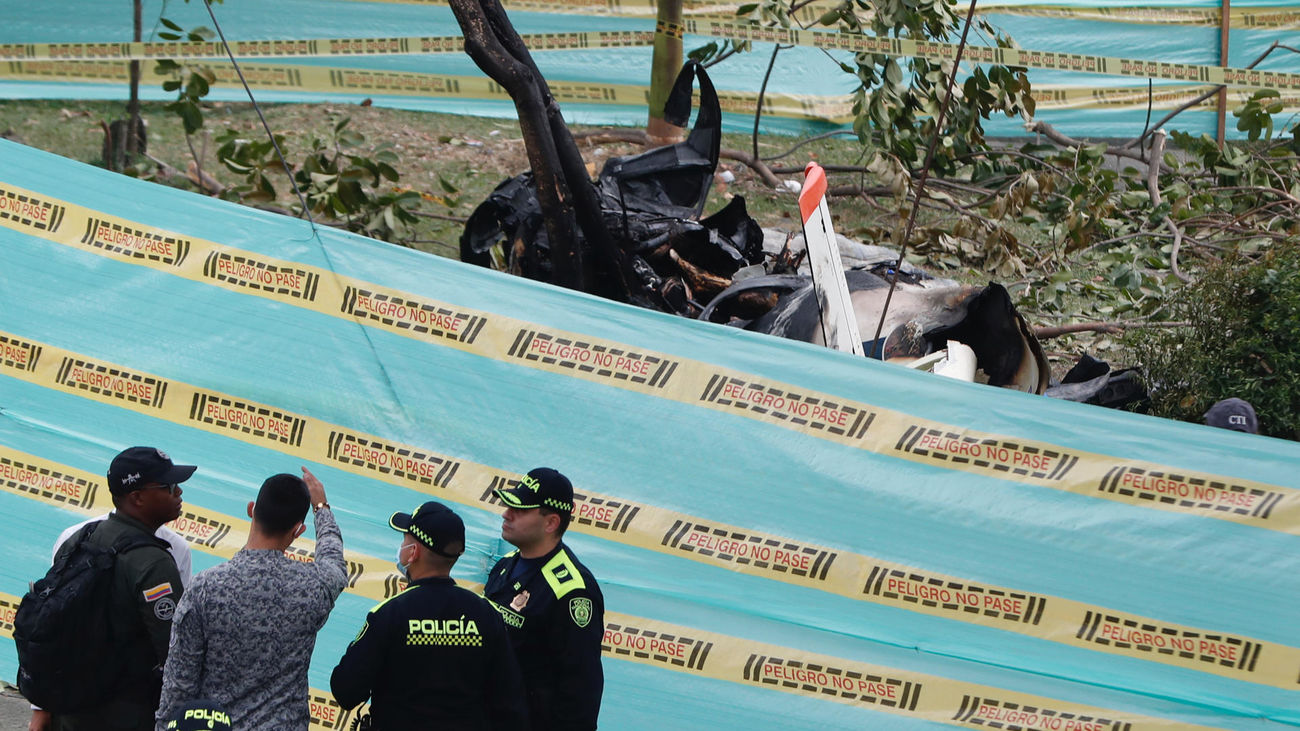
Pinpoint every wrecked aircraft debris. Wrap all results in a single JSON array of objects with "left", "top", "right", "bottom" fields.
[{"left": 460, "top": 61, "right": 1051, "bottom": 394}]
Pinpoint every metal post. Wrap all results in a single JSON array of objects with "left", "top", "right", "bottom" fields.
[{"left": 1217, "top": 0, "right": 1231, "bottom": 147}]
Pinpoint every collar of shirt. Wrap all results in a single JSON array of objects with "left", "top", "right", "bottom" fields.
[
  {"left": 407, "top": 576, "right": 456, "bottom": 588},
  {"left": 106, "top": 510, "right": 155, "bottom": 536}
]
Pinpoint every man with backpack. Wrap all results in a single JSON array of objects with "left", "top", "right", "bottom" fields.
[{"left": 17, "top": 446, "right": 196, "bottom": 731}]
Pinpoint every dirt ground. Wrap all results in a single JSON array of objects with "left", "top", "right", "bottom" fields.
[{"left": 0, "top": 684, "right": 31, "bottom": 729}]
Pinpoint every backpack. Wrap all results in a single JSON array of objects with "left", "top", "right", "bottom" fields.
[{"left": 13, "top": 521, "right": 161, "bottom": 713}]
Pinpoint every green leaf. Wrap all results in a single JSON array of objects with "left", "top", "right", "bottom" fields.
[
  {"left": 178, "top": 101, "right": 204, "bottom": 134},
  {"left": 189, "top": 73, "right": 210, "bottom": 98},
  {"left": 338, "top": 182, "right": 365, "bottom": 211},
  {"left": 884, "top": 58, "right": 903, "bottom": 86}
]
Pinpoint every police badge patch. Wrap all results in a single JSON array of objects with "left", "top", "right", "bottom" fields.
[
  {"left": 153, "top": 597, "right": 176, "bottom": 621},
  {"left": 569, "top": 597, "right": 592, "bottom": 628}
]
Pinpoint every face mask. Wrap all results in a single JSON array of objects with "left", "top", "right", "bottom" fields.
[{"left": 396, "top": 542, "right": 413, "bottom": 578}]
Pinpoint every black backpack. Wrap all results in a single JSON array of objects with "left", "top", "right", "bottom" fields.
[{"left": 14, "top": 521, "right": 161, "bottom": 713}]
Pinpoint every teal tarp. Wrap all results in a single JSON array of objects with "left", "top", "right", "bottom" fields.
[
  {"left": 3, "top": 0, "right": 1300, "bottom": 138},
  {"left": 1, "top": 137, "right": 1298, "bottom": 728}
]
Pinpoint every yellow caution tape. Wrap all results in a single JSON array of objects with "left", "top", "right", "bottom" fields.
[
  {"left": 0, "top": 585, "right": 1232, "bottom": 729},
  {"left": 1023, "top": 83, "right": 1300, "bottom": 111},
  {"left": 4, "top": 17, "right": 1298, "bottom": 121},
  {"left": 2, "top": 181, "right": 1299, "bottom": 689},
  {"left": 9, "top": 54, "right": 1293, "bottom": 124},
  {"left": 656, "top": 19, "right": 688, "bottom": 40},
  {"left": 0, "top": 31, "right": 654, "bottom": 62},
  {"left": 344, "top": 0, "right": 805, "bottom": 18},
  {"left": 0, "top": 59, "right": 849, "bottom": 122},
  {"left": 600, "top": 612, "right": 1231, "bottom": 730},
  {"left": 683, "top": 18, "right": 1300, "bottom": 92},
  {"left": 356, "top": 0, "right": 1300, "bottom": 30},
  {"left": 978, "top": 4, "right": 1300, "bottom": 29}
]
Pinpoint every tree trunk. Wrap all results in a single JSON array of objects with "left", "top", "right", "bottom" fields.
[
  {"left": 446, "top": 0, "right": 586, "bottom": 290},
  {"left": 449, "top": 0, "right": 639, "bottom": 300},
  {"left": 646, "top": 0, "right": 686, "bottom": 145}
]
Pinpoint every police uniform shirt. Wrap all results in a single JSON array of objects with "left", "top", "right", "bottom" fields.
[
  {"left": 330, "top": 576, "right": 528, "bottom": 731},
  {"left": 485, "top": 543, "right": 604, "bottom": 731}
]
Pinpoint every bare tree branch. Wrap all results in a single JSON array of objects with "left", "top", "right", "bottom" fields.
[
  {"left": 1146, "top": 130, "right": 1192, "bottom": 283},
  {"left": 1028, "top": 119, "right": 1172, "bottom": 173},
  {"left": 1033, "top": 320, "right": 1192, "bottom": 339}
]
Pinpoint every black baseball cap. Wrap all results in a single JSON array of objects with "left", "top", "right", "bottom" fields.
[
  {"left": 390, "top": 501, "right": 465, "bottom": 558},
  {"left": 164, "top": 699, "right": 231, "bottom": 731},
  {"left": 1204, "top": 398, "right": 1259, "bottom": 434},
  {"left": 107, "top": 447, "right": 197, "bottom": 496},
  {"left": 494, "top": 467, "right": 574, "bottom": 514}
]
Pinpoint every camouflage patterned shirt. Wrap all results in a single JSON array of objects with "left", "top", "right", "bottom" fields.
[{"left": 156, "top": 508, "right": 346, "bottom": 731}]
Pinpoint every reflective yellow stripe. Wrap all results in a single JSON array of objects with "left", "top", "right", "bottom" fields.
[
  {"left": 487, "top": 597, "right": 526, "bottom": 629},
  {"left": 542, "top": 550, "right": 586, "bottom": 599},
  {"left": 367, "top": 584, "right": 415, "bottom": 613}
]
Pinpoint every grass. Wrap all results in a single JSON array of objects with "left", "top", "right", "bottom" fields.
[{"left": 0, "top": 98, "right": 878, "bottom": 260}]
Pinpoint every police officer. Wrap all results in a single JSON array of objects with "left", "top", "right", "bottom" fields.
[
  {"left": 330, "top": 501, "right": 528, "bottom": 730},
  {"left": 486, "top": 468, "right": 604, "bottom": 731}
]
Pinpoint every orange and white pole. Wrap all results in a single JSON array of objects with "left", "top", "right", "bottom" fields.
[{"left": 798, "top": 162, "right": 865, "bottom": 356}]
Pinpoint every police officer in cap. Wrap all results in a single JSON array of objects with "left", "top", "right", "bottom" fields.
[
  {"left": 486, "top": 468, "right": 604, "bottom": 731},
  {"left": 331, "top": 501, "right": 528, "bottom": 730}
]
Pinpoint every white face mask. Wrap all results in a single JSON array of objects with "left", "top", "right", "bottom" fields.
[{"left": 396, "top": 542, "right": 414, "bottom": 578}]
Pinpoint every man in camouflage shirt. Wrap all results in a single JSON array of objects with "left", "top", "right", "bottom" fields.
[{"left": 156, "top": 468, "right": 346, "bottom": 730}]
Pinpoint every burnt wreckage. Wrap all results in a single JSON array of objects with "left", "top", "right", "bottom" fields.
[{"left": 462, "top": 62, "right": 1056, "bottom": 395}]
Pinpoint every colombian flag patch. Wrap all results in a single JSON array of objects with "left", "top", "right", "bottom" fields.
[{"left": 143, "top": 582, "right": 173, "bottom": 602}]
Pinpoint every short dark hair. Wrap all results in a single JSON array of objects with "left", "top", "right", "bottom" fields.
[
  {"left": 253, "top": 473, "right": 310, "bottom": 535},
  {"left": 425, "top": 540, "right": 465, "bottom": 571},
  {"left": 539, "top": 506, "right": 571, "bottom": 536}
]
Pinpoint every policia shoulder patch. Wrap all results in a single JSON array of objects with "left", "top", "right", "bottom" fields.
[
  {"left": 569, "top": 597, "right": 593, "bottom": 628},
  {"left": 542, "top": 551, "right": 586, "bottom": 600}
]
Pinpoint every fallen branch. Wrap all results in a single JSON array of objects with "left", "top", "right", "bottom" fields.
[
  {"left": 761, "top": 129, "right": 858, "bottom": 163},
  {"left": 412, "top": 210, "right": 470, "bottom": 223},
  {"left": 1146, "top": 130, "right": 1191, "bottom": 283},
  {"left": 141, "top": 152, "right": 226, "bottom": 195},
  {"left": 1033, "top": 320, "right": 1192, "bottom": 339},
  {"left": 1028, "top": 119, "right": 1172, "bottom": 173}
]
